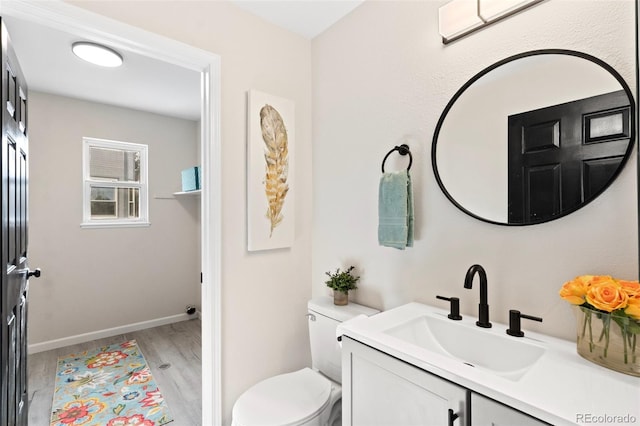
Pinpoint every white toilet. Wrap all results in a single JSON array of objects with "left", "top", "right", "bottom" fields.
[{"left": 231, "top": 296, "right": 378, "bottom": 426}]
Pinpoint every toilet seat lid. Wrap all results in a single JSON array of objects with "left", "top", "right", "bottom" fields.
[{"left": 233, "top": 367, "right": 332, "bottom": 426}]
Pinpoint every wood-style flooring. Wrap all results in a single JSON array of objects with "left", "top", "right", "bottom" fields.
[{"left": 27, "top": 318, "right": 202, "bottom": 425}]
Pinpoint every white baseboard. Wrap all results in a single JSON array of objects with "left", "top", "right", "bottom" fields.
[{"left": 28, "top": 313, "right": 195, "bottom": 354}]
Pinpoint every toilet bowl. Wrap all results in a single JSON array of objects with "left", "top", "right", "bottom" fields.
[
  {"left": 231, "top": 368, "right": 341, "bottom": 426},
  {"left": 231, "top": 297, "right": 378, "bottom": 426}
]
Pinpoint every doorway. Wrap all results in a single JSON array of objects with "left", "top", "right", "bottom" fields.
[{"left": 1, "top": 2, "right": 222, "bottom": 425}]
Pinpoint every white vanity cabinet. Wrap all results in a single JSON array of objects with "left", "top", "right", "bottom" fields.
[
  {"left": 471, "top": 393, "right": 549, "bottom": 426},
  {"left": 342, "top": 337, "right": 550, "bottom": 426},
  {"left": 342, "top": 337, "right": 468, "bottom": 426},
  {"left": 339, "top": 303, "right": 640, "bottom": 426}
]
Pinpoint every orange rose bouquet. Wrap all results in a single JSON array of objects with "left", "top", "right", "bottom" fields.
[{"left": 560, "top": 275, "right": 640, "bottom": 368}]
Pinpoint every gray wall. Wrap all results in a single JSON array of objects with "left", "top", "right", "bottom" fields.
[
  {"left": 28, "top": 91, "right": 201, "bottom": 345},
  {"left": 69, "top": 2, "right": 314, "bottom": 423}
]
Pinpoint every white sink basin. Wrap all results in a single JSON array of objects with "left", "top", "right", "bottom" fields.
[{"left": 384, "top": 311, "right": 545, "bottom": 380}]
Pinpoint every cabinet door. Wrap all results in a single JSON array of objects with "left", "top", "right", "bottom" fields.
[
  {"left": 471, "top": 393, "right": 550, "bottom": 426},
  {"left": 343, "top": 338, "right": 468, "bottom": 426}
]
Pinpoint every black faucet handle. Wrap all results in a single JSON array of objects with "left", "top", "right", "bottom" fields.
[
  {"left": 506, "top": 310, "right": 543, "bottom": 337},
  {"left": 436, "top": 295, "right": 462, "bottom": 320}
]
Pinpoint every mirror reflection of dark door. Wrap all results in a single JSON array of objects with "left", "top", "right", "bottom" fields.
[
  {"left": 507, "top": 90, "right": 631, "bottom": 224},
  {"left": 1, "top": 18, "right": 39, "bottom": 426}
]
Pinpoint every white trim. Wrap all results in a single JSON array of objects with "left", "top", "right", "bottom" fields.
[
  {"left": 80, "top": 221, "right": 151, "bottom": 229},
  {"left": 83, "top": 137, "right": 149, "bottom": 153},
  {"left": 3, "top": 2, "right": 222, "bottom": 425},
  {"left": 27, "top": 313, "right": 193, "bottom": 354},
  {"left": 201, "top": 60, "right": 223, "bottom": 426},
  {"left": 1, "top": 0, "right": 207, "bottom": 70}
]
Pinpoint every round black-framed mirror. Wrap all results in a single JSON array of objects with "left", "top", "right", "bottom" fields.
[{"left": 432, "top": 49, "right": 635, "bottom": 226}]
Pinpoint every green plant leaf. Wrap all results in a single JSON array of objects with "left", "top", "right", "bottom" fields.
[
  {"left": 325, "top": 266, "right": 360, "bottom": 293},
  {"left": 611, "top": 310, "right": 640, "bottom": 334}
]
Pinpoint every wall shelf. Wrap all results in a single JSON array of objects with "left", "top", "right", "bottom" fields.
[{"left": 173, "top": 190, "right": 201, "bottom": 196}]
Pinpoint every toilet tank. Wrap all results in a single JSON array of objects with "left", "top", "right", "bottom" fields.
[{"left": 308, "top": 297, "right": 379, "bottom": 383}]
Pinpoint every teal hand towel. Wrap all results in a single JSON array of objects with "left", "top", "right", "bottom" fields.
[{"left": 378, "top": 170, "right": 414, "bottom": 249}]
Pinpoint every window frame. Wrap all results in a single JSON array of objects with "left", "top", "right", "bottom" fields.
[{"left": 81, "top": 137, "right": 150, "bottom": 228}]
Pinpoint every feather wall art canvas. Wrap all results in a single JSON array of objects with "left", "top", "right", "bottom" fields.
[{"left": 247, "top": 90, "right": 295, "bottom": 251}]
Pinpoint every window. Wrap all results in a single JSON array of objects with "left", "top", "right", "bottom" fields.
[{"left": 82, "top": 137, "right": 149, "bottom": 228}]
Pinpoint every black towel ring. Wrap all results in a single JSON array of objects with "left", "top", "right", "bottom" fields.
[{"left": 381, "top": 144, "right": 413, "bottom": 173}]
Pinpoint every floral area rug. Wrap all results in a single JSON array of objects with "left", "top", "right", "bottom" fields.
[{"left": 50, "top": 340, "right": 173, "bottom": 426}]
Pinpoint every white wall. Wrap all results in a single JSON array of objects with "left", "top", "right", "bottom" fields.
[
  {"left": 67, "top": 2, "right": 313, "bottom": 423},
  {"left": 51, "top": 0, "right": 638, "bottom": 423},
  {"left": 28, "top": 91, "right": 201, "bottom": 344},
  {"left": 312, "top": 0, "right": 637, "bottom": 340}
]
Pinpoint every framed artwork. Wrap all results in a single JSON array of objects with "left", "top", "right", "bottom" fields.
[{"left": 247, "top": 90, "right": 295, "bottom": 251}]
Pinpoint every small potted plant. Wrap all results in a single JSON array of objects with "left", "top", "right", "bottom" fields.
[{"left": 325, "top": 265, "right": 360, "bottom": 305}]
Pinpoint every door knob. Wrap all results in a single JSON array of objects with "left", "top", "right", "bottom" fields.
[
  {"left": 27, "top": 268, "right": 41, "bottom": 278},
  {"left": 448, "top": 408, "right": 460, "bottom": 426}
]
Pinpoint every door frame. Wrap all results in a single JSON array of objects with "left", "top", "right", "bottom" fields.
[{"left": 1, "top": 1, "right": 222, "bottom": 425}]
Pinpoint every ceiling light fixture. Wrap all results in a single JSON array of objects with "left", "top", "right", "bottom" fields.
[{"left": 72, "top": 42, "right": 123, "bottom": 67}]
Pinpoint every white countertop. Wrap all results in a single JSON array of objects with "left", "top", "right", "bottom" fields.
[{"left": 338, "top": 302, "right": 640, "bottom": 426}]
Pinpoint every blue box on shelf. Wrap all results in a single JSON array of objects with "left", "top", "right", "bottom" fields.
[{"left": 181, "top": 166, "right": 200, "bottom": 192}]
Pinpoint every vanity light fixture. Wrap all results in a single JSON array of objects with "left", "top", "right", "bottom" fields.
[
  {"left": 438, "top": 0, "right": 484, "bottom": 45},
  {"left": 72, "top": 42, "right": 123, "bottom": 67},
  {"left": 439, "top": 0, "right": 542, "bottom": 44},
  {"left": 478, "top": 0, "right": 542, "bottom": 21}
]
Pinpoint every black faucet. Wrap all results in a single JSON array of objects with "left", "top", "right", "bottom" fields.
[{"left": 464, "top": 264, "right": 492, "bottom": 328}]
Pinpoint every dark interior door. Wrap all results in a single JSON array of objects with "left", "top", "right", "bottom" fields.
[
  {"left": 1, "top": 18, "right": 33, "bottom": 426},
  {"left": 508, "top": 90, "right": 631, "bottom": 224}
]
